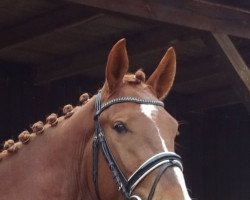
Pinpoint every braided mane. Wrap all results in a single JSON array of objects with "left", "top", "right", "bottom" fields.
[
  {"left": 123, "top": 69, "right": 145, "bottom": 83},
  {"left": 0, "top": 70, "right": 146, "bottom": 162},
  {"left": 0, "top": 93, "right": 90, "bottom": 162}
]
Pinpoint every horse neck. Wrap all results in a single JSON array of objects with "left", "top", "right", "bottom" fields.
[{"left": 0, "top": 97, "right": 96, "bottom": 200}]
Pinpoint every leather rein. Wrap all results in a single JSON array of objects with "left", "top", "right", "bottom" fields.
[{"left": 93, "top": 92, "right": 183, "bottom": 200}]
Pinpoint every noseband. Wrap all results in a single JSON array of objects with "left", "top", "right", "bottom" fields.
[{"left": 93, "top": 92, "right": 183, "bottom": 200}]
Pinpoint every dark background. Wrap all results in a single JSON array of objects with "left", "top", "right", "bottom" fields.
[{"left": 0, "top": 1, "right": 250, "bottom": 199}]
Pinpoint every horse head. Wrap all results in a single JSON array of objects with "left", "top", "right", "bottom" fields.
[
  {"left": 85, "top": 39, "right": 191, "bottom": 200},
  {"left": 0, "top": 39, "right": 191, "bottom": 200}
]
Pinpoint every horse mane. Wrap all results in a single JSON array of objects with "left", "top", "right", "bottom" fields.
[
  {"left": 123, "top": 69, "right": 146, "bottom": 84},
  {"left": 0, "top": 93, "right": 90, "bottom": 162},
  {"left": 0, "top": 70, "right": 146, "bottom": 162}
]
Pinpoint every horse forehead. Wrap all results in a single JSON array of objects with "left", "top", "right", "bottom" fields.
[
  {"left": 110, "top": 103, "right": 176, "bottom": 125},
  {"left": 140, "top": 104, "right": 158, "bottom": 119},
  {"left": 140, "top": 104, "right": 178, "bottom": 126}
]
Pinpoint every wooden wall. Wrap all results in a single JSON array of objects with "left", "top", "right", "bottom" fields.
[
  {"left": 0, "top": 65, "right": 99, "bottom": 142},
  {"left": 176, "top": 104, "right": 250, "bottom": 200}
]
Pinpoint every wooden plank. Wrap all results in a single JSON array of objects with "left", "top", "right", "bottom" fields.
[
  {"left": 212, "top": 33, "right": 250, "bottom": 91},
  {"left": 187, "top": 87, "right": 241, "bottom": 111},
  {"left": 174, "top": 71, "right": 230, "bottom": 95},
  {"left": 175, "top": 55, "right": 224, "bottom": 83},
  {"left": 212, "top": 33, "right": 250, "bottom": 111},
  {"left": 35, "top": 27, "right": 198, "bottom": 84},
  {"left": 201, "top": 32, "right": 250, "bottom": 111},
  {"left": 65, "top": 0, "right": 250, "bottom": 39},
  {"left": 0, "top": 4, "right": 101, "bottom": 50}
]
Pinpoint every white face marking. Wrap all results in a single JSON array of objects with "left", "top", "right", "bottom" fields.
[
  {"left": 173, "top": 167, "right": 191, "bottom": 200},
  {"left": 140, "top": 105, "right": 191, "bottom": 199},
  {"left": 140, "top": 104, "right": 168, "bottom": 152},
  {"left": 140, "top": 104, "right": 156, "bottom": 119}
]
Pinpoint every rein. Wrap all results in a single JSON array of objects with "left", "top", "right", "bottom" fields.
[{"left": 93, "top": 92, "right": 183, "bottom": 200}]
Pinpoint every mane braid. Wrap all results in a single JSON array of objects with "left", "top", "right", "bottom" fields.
[
  {"left": 123, "top": 70, "right": 146, "bottom": 84},
  {"left": 0, "top": 93, "right": 90, "bottom": 163}
]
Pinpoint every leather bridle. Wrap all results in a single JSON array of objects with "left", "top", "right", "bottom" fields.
[{"left": 93, "top": 91, "right": 183, "bottom": 200}]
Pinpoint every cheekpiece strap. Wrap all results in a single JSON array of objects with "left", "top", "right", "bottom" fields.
[
  {"left": 93, "top": 91, "right": 183, "bottom": 200},
  {"left": 92, "top": 91, "right": 102, "bottom": 200},
  {"left": 93, "top": 92, "right": 131, "bottom": 199}
]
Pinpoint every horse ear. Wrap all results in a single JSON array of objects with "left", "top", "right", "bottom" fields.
[
  {"left": 104, "top": 38, "right": 129, "bottom": 94},
  {"left": 146, "top": 47, "right": 176, "bottom": 99}
]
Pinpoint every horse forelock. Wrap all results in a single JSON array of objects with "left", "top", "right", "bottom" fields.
[
  {"left": 0, "top": 93, "right": 90, "bottom": 162},
  {"left": 123, "top": 69, "right": 146, "bottom": 84}
]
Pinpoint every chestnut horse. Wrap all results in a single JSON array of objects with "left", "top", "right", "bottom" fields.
[{"left": 0, "top": 39, "right": 191, "bottom": 200}]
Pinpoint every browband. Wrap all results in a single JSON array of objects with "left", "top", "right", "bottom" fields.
[{"left": 95, "top": 96, "right": 164, "bottom": 118}]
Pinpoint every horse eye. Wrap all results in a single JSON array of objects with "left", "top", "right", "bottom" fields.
[{"left": 113, "top": 122, "right": 127, "bottom": 134}]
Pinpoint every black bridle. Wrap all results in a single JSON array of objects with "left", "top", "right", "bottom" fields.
[{"left": 93, "top": 91, "right": 183, "bottom": 200}]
